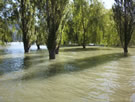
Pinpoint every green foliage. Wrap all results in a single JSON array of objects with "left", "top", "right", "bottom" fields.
[
  {"left": 0, "top": 0, "right": 12, "bottom": 44},
  {"left": 113, "top": 0, "right": 135, "bottom": 53},
  {"left": 37, "top": 0, "right": 70, "bottom": 59},
  {"left": 62, "top": 0, "right": 121, "bottom": 47},
  {"left": 35, "top": 25, "right": 45, "bottom": 45},
  {"left": 100, "top": 9, "right": 119, "bottom": 46},
  {"left": 20, "top": 0, "right": 36, "bottom": 43},
  {"left": 1, "top": 0, "right": 37, "bottom": 51},
  {"left": 63, "top": 0, "right": 111, "bottom": 46},
  {"left": 0, "top": 18, "right": 12, "bottom": 43},
  {"left": 1, "top": 0, "right": 135, "bottom": 58}
]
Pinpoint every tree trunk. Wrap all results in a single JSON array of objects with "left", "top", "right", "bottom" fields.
[
  {"left": 49, "top": 49, "right": 55, "bottom": 60},
  {"left": 23, "top": 42, "right": 30, "bottom": 53},
  {"left": 23, "top": 35, "right": 30, "bottom": 53},
  {"left": 124, "top": 44, "right": 128, "bottom": 56},
  {"left": 55, "top": 46, "right": 59, "bottom": 54},
  {"left": 37, "top": 44, "right": 40, "bottom": 50},
  {"left": 21, "top": 0, "right": 29, "bottom": 53},
  {"left": 83, "top": 44, "right": 86, "bottom": 49}
]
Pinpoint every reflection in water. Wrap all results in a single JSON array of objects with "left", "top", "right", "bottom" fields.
[
  {"left": 0, "top": 57, "right": 24, "bottom": 75},
  {"left": 0, "top": 43, "right": 135, "bottom": 102},
  {"left": 0, "top": 43, "right": 24, "bottom": 75},
  {"left": 0, "top": 42, "right": 47, "bottom": 75}
]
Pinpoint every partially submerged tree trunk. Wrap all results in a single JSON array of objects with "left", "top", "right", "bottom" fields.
[
  {"left": 36, "top": 40, "right": 40, "bottom": 50},
  {"left": 82, "top": 28, "right": 86, "bottom": 49},
  {"left": 47, "top": 31, "right": 57, "bottom": 59},
  {"left": 23, "top": 38, "right": 30, "bottom": 53},
  {"left": 81, "top": 5, "right": 87, "bottom": 50},
  {"left": 45, "top": 0, "right": 69, "bottom": 59},
  {"left": 113, "top": 0, "right": 135, "bottom": 56},
  {"left": 22, "top": 19, "right": 30, "bottom": 53},
  {"left": 124, "top": 45, "right": 128, "bottom": 56},
  {"left": 48, "top": 42, "right": 56, "bottom": 60},
  {"left": 21, "top": 0, "right": 29, "bottom": 53},
  {"left": 21, "top": 0, "right": 35, "bottom": 53},
  {"left": 55, "top": 46, "right": 60, "bottom": 54},
  {"left": 55, "top": 32, "right": 62, "bottom": 54},
  {"left": 83, "top": 44, "right": 86, "bottom": 49},
  {"left": 37, "top": 44, "right": 40, "bottom": 50},
  {"left": 49, "top": 49, "right": 55, "bottom": 59}
]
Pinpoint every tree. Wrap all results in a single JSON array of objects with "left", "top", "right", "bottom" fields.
[
  {"left": 100, "top": 9, "right": 119, "bottom": 46},
  {"left": 0, "top": 18, "right": 12, "bottom": 44},
  {"left": 78, "top": 0, "right": 89, "bottom": 48},
  {"left": 45, "top": 0, "right": 69, "bottom": 59},
  {"left": 55, "top": 5, "right": 71, "bottom": 54},
  {"left": 63, "top": 0, "right": 105, "bottom": 47},
  {"left": 35, "top": 25, "right": 45, "bottom": 50},
  {"left": 72, "top": 0, "right": 91, "bottom": 48},
  {"left": 113, "top": 0, "right": 135, "bottom": 55},
  {"left": 0, "top": 0, "right": 12, "bottom": 44},
  {"left": 1, "top": 0, "right": 37, "bottom": 52},
  {"left": 20, "top": 0, "right": 36, "bottom": 52}
]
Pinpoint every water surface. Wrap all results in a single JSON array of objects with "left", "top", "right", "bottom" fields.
[{"left": 0, "top": 43, "right": 135, "bottom": 102}]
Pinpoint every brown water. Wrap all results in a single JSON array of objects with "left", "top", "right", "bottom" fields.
[{"left": 0, "top": 43, "right": 135, "bottom": 102}]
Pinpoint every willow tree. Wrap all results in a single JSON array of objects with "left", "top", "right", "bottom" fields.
[
  {"left": 89, "top": 1, "right": 105, "bottom": 45},
  {"left": 0, "top": 0, "right": 12, "bottom": 44},
  {"left": 20, "top": 0, "right": 36, "bottom": 52},
  {"left": 1, "top": 0, "right": 36, "bottom": 52},
  {"left": 55, "top": 5, "right": 71, "bottom": 54},
  {"left": 72, "top": 0, "right": 91, "bottom": 48},
  {"left": 113, "top": 0, "right": 135, "bottom": 55},
  {"left": 80, "top": 0, "right": 92, "bottom": 48},
  {"left": 101, "top": 9, "right": 119, "bottom": 46},
  {"left": 45, "top": 0, "right": 69, "bottom": 59},
  {"left": 64, "top": 0, "right": 104, "bottom": 48},
  {"left": 35, "top": 25, "right": 45, "bottom": 50},
  {"left": 0, "top": 18, "right": 12, "bottom": 44}
]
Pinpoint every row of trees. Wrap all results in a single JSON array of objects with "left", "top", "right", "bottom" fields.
[
  {"left": 113, "top": 0, "right": 135, "bottom": 55},
  {"left": 62, "top": 0, "right": 119, "bottom": 47},
  {"left": 0, "top": 0, "right": 135, "bottom": 59}
]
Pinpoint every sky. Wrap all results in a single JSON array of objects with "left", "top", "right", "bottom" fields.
[
  {"left": 100, "top": 0, "right": 115, "bottom": 9},
  {"left": 70, "top": 0, "right": 115, "bottom": 9}
]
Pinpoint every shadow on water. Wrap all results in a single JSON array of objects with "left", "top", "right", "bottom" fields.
[
  {"left": 21, "top": 52, "right": 124, "bottom": 81},
  {"left": 23, "top": 54, "right": 47, "bottom": 70},
  {"left": 60, "top": 47, "right": 111, "bottom": 52},
  {"left": 0, "top": 45, "right": 125, "bottom": 82}
]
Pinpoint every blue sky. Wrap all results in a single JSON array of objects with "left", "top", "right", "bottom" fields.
[{"left": 100, "top": 0, "right": 115, "bottom": 9}]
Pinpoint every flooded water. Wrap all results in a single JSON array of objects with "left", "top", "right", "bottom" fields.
[{"left": 0, "top": 42, "right": 135, "bottom": 102}]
